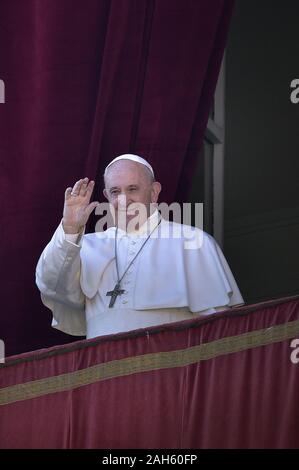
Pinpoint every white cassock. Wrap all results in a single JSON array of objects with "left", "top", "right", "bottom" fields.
[{"left": 35, "top": 210, "right": 244, "bottom": 338}]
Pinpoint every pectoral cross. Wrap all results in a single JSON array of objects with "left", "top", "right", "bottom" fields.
[{"left": 106, "top": 282, "right": 125, "bottom": 308}]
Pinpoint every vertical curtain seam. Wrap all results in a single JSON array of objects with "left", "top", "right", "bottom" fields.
[{"left": 129, "top": 0, "right": 156, "bottom": 151}]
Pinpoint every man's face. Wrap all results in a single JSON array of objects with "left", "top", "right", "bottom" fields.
[{"left": 103, "top": 160, "right": 161, "bottom": 229}]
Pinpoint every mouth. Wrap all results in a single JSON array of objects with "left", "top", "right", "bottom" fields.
[{"left": 117, "top": 205, "right": 139, "bottom": 214}]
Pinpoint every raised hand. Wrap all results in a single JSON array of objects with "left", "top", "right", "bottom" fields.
[{"left": 62, "top": 178, "right": 99, "bottom": 234}]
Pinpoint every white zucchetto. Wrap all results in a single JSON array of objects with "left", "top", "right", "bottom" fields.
[{"left": 104, "top": 154, "right": 155, "bottom": 179}]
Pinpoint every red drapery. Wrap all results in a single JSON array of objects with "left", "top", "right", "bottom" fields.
[
  {"left": 0, "top": 0, "right": 234, "bottom": 356},
  {"left": 1, "top": 296, "right": 299, "bottom": 449}
]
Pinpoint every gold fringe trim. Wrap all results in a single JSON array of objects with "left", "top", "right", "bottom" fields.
[{"left": 1, "top": 319, "right": 299, "bottom": 405}]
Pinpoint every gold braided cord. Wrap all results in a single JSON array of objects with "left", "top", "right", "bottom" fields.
[{"left": 1, "top": 319, "right": 299, "bottom": 405}]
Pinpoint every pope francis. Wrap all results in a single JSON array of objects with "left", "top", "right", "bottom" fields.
[{"left": 36, "top": 154, "right": 244, "bottom": 338}]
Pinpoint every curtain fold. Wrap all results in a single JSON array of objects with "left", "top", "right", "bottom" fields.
[
  {"left": 0, "top": 0, "right": 234, "bottom": 356},
  {"left": 0, "top": 296, "right": 299, "bottom": 449}
]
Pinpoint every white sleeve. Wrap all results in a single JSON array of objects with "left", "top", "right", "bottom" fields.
[
  {"left": 65, "top": 231, "right": 82, "bottom": 246},
  {"left": 35, "top": 220, "right": 87, "bottom": 336},
  {"left": 193, "top": 305, "right": 232, "bottom": 316}
]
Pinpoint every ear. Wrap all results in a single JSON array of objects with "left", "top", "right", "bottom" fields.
[
  {"left": 103, "top": 188, "right": 109, "bottom": 201},
  {"left": 151, "top": 181, "right": 162, "bottom": 203}
]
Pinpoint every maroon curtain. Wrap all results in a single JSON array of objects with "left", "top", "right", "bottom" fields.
[
  {"left": 1, "top": 296, "right": 299, "bottom": 449},
  {"left": 0, "top": 0, "right": 234, "bottom": 356}
]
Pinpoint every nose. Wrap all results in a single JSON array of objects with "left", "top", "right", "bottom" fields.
[
  {"left": 116, "top": 193, "right": 133, "bottom": 209},
  {"left": 118, "top": 194, "right": 126, "bottom": 208}
]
